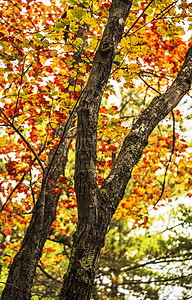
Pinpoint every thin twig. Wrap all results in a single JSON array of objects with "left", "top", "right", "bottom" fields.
[
  {"left": 67, "top": 40, "right": 93, "bottom": 64},
  {"left": 0, "top": 281, "right": 23, "bottom": 291},
  {"left": 0, "top": 108, "right": 44, "bottom": 171},
  {"left": 29, "top": 174, "right": 36, "bottom": 206},
  {"left": 38, "top": 263, "right": 62, "bottom": 283},
  {"left": 13, "top": 56, "right": 26, "bottom": 122},
  {"left": 0, "top": 174, "right": 26, "bottom": 213},
  {"left": 137, "top": 75, "right": 176, "bottom": 207},
  {"left": 124, "top": 0, "right": 155, "bottom": 38},
  {"left": 14, "top": 61, "right": 34, "bottom": 121},
  {"left": 154, "top": 110, "right": 176, "bottom": 206},
  {"left": 0, "top": 19, "right": 23, "bottom": 33},
  {"left": 120, "top": 274, "right": 191, "bottom": 286},
  {"left": 43, "top": 87, "right": 84, "bottom": 184},
  {"left": 139, "top": 73, "right": 161, "bottom": 95},
  {"left": 124, "top": 1, "right": 178, "bottom": 38},
  {"left": 140, "top": 70, "right": 171, "bottom": 80},
  {"left": 7, "top": 0, "right": 37, "bottom": 29},
  {"left": 111, "top": 2, "right": 176, "bottom": 77},
  {"left": 0, "top": 144, "right": 46, "bottom": 213}
]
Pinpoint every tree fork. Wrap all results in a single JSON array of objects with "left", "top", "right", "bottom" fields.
[
  {"left": 60, "top": 1, "right": 134, "bottom": 298},
  {"left": 59, "top": 27, "right": 192, "bottom": 300}
]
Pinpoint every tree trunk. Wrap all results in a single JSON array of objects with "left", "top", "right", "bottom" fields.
[
  {"left": 59, "top": 43, "right": 192, "bottom": 300},
  {"left": 1, "top": 6, "right": 87, "bottom": 299},
  {"left": 1, "top": 122, "right": 75, "bottom": 300},
  {"left": 59, "top": 192, "right": 114, "bottom": 300},
  {"left": 59, "top": 1, "right": 134, "bottom": 298}
]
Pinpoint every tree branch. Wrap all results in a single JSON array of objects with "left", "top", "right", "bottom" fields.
[
  {"left": 120, "top": 274, "right": 192, "bottom": 286},
  {"left": 124, "top": 1, "right": 178, "bottom": 38},
  {"left": 38, "top": 263, "right": 62, "bottom": 284},
  {"left": 101, "top": 46, "right": 192, "bottom": 209},
  {"left": 154, "top": 110, "right": 176, "bottom": 206},
  {"left": 0, "top": 108, "right": 44, "bottom": 171},
  {"left": 139, "top": 72, "right": 161, "bottom": 95},
  {"left": 0, "top": 145, "right": 46, "bottom": 213},
  {"left": 75, "top": 0, "right": 133, "bottom": 219},
  {"left": 124, "top": 0, "right": 155, "bottom": 38},
  {"left": 0, "top": 173, "right": 25, "bottom": 213}
]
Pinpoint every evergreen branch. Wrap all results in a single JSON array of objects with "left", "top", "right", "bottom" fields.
[{"left": 120, "top": 274, "right": 192, "bottom": 286}]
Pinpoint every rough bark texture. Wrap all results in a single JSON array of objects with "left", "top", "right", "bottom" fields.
[
  {"left": 59, "top": 1, "right": 133, "bottom": 299},
  {"left": 1, "top": 9, "right": 88, "bottom": 300},
  {"left": 1, "top": 121, "right": 75, "bottom": 300},
  {"left": 59, "top": 8, "right": 192, "bottom": 300},
  {"left": 102, "top": 45, "right": 192, "bottom": 205}
]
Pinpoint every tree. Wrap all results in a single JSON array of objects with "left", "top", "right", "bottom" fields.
[
  {"left": 1, "top": 87, "right": 191, "bottom": 300},
  {"left": 0, "top": 0, "right": 192, "bottom": 299},
  {"left": 92, "top": 202, "right": 192, "bottom": 299}
]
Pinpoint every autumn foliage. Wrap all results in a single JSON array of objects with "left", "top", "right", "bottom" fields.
[{"left": 0, "top": 0, "right": 192, "bottom": 298}]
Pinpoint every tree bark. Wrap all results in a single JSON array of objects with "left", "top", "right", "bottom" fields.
[
  {"left": 59, "top": 0, "right": 133, "bottom": 299},
  {"left": 1, "top": 121, "right": 75, "bottom": 300},
  {"left": 1, "top": 5, "right": 90, "bottom": 298},
  {"left": 102, "top": 45, "right": 192, "bottom": 205},
  {"left": 59, "top": 1, "right": 192, "bottom": 298}
]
